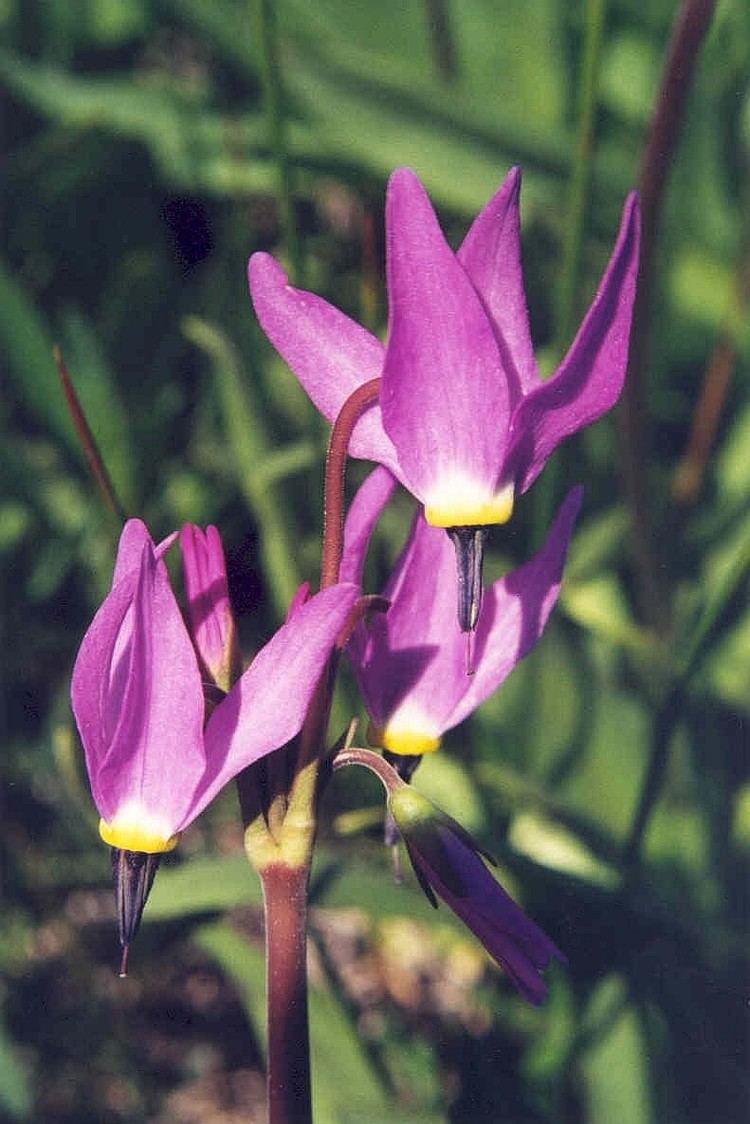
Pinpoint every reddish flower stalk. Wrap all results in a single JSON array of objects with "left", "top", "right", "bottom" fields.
[
  {"left": 321, "top": 377, "right": 382, "bottom": 590},
  {"left": 261, "top": 864, "right": 313, "bottom": 1124},
  {"left": 255, "top": 381, "right": 385, "bottom": 1124}
]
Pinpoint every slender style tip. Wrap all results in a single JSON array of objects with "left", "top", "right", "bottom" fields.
[
  {"left": 447, "top": 527, "right": 488, "bottom": 633},
  {"left": 391, "top": 843, "right": 403, "bottom": 884},
  {"left": 465, "top": 629, "right": 475, "bottom": 676},
  {"left": 119, "top": 945, "right": 130, "bottom": 978}
]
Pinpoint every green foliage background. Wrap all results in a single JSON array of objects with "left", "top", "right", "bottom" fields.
[{"left": 1, "top": 1, "right": 748, "bottom": 1121}]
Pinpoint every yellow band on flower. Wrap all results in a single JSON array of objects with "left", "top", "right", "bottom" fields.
[
  {"left": 99, "top": 808, "right": 180, "bottom": 854},
  {"left": 369, "top": 723, "right": 442, "bottom": 757},
  {"left": 424, "top": 480, "right": 514, "bottom": 528}
]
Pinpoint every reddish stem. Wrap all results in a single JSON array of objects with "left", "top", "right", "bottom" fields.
[
  {"left": 259, "top": 381, "right": 384, "bottom": 1124},
  {"left": 261, "top": 863, "right": 312, "bottom": 1124},
  {"left": 618, "top": 0, "right": 717, "bottom": 630},
  {"left": 55, "top": 346, "right": 126, "bottom": 521},
  {"left": 320, "top": 378, "right": 381, "bottom": 590}
]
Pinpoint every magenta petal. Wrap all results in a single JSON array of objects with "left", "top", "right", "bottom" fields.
[
  {"left": 180, "top": 524, "right": 237, "bottom": 688},
  {"left": 248, "top": 253, "right": 400, "bottom": 473},
  {"left": 507, "top": 193, "right": 641, "bottom": 495},
  {"left": 381, "top": 168, "right": 512, "bottom": 504},
  {"left": 112, "top": 521, "right": 177, "bottom": 587},
  {"left": 457, "top": 167, "right": 540, "bottom": 398},
  {"left": 348, "top": 510, "right": 465, "bottom": 735},
  {"left": 340, "top": 466, "right": 398, "bottom": 587},
  {"left": 111, "top": 519, "right": 153, "bottom": 586},
  {"left": 285, "top": 581, "right": 312, "bottom": 622},
  {"left": 72, "top": 569, "right": 138, "bottom": 811},
  {"left": 72, "top": 540, "right": 205, "bottom": 831},
  {"left": 197, "top": 582, "right": 359, "bottom": 819},
  {"left": 447, "top": 486, "right": 582, "bottom": 728}
]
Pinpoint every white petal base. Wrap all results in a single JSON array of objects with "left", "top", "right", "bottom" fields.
[
  {"left": 423, "top": 475, "right": 514, "bottom": 528},
  {"left": 99, "top": 801, "right": 181, "bottom": 853},
  {"left": 370, "top": 701, "right": 442, "bottom": 756}
]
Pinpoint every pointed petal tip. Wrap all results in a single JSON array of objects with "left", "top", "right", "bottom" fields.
[
  {"left": 247, "top": 251, "right": 288, "bottom": 295},
  {"left": 386, "top": 166, "right": 431, "bottom": 219},
  {"left": 387, "top": 165, "right": 419, "bottom": 188},
  {"left": 565, "top": 484, "right": 585, "bottom": 520},
  {"left": 506, "top": 165, "right": 522, "bottom": 194}
]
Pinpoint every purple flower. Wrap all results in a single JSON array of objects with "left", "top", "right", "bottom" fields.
[
  {"left": 389, "top": 785, "right": 564, "bottom": 1005},
  {"left": 248, "top": 167, "right": 639, "bottom": 530},
  {"left": 179, "top": 523, "right": 240, "bottom": 693},
  {"left": 71, "top": 519, "right": 359, "bottom": 854},
  {"left": 340, "top": 467, "right": 581, "bottom": 757}
]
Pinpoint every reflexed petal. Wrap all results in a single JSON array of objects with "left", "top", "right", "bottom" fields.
[
  {"left": 102, "top": 544, "right": 206, "bottom": 827},
  {"left": 196, "top": 582, "right": 359, "bottom": 821},
  {"left": 111, "top": 519, "right": 152, "bottom": 587},
  {"left": 112, "top": 520, "right": 176, "bottom": 588},
  {"left": 506, "top": 193, "right": 641, "bottom": 494},
  {"left": 72, "top": 566, "right": 139, "bottom": 805},
  {"left": 340, "top": 466, "right": 398, "bottom": 587},
  {"left": 446, "top": 486, "right": 582, "bottom": 728},
  {"left": 381, "top": 168, "right": 513, "bottom": 522},
  {"left": 248, "top": 253, "right": 400, "bottom": 472},
  {"left": 73, "top": 540, "right": 205, "bottom": 834},
  {"left": 457, "top": 166, "right": 539, "bottom": 398},
  {"left": 348, "top": 510, "right": 465, "bottom": 743}
]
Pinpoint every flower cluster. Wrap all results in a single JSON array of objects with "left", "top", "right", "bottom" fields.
[{"left": 71, "top": 166, "right": 639, "bottom": 1001}]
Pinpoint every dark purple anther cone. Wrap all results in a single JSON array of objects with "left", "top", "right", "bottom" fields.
[
  {"left": 110, "top": 848, "right": 161, "bottom": 975},
  {"left": 447, "top": 526, "right": 488, "bottom": 632}
]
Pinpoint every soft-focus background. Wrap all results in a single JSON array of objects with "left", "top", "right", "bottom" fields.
[{"left": 2, "top": 1, "right": 749, "bottom": 1121}]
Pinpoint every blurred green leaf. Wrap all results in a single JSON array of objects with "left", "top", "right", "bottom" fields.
[
  {"left": 562, "top": 574, "right": 654, "bottom": 658},
  {"left": 580, "top": 980, "right": 652, "bottom": 1124},
  {"left": 195, "top": 921, "right": 395, "bottom": 1122},
  {"left": 183, "top": 315, "right": 303, "bottom": 615},
  {"left": 0, "top": 256, "right": 75, "bottom": 453},
  {"left": 565, "top": 505, "right": 629, "bottom": 582},
  {"left": 508, "top": 811, "right": 619, "bottom": 888},
  {"left": 145, "top": 855, "right": 261, "bottom": 920},
  {"left": 0, "top": 1018, "right": 31, "bottom": 1121},
  {"left": 413, "top": 752, "right": 486, "bottom": 834}
]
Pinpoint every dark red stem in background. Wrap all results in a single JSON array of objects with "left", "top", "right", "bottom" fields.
[
  {"left": 618, "top": 0, "right": 717, "bottom": 631},
  {"left": 55, "top": 346, "right": 126, "bottom": 522}
]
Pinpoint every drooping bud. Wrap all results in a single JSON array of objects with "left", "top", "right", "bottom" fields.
[
  {"left": 382, "top": 750, "right": 422, "bottom": 848},
  {"left": 388, "top": 786, "right": 565, "bottom": 1006}
]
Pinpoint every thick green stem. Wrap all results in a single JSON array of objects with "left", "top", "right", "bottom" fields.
[{"left": 260, "top": 863, "right": 312, "bottom": 1124}]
